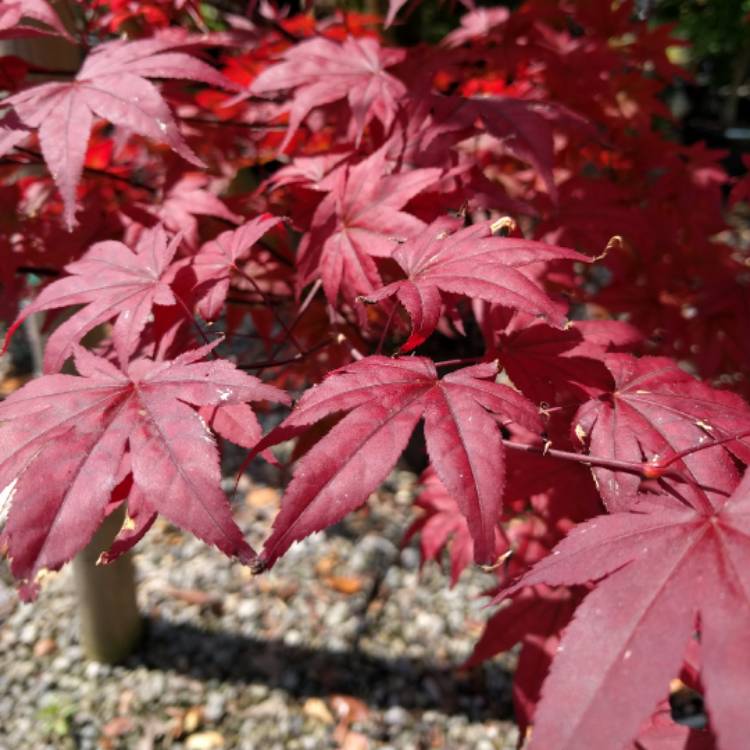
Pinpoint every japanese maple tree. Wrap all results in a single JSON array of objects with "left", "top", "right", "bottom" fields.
[{"left": 1, "top": 1, "right": 749, "bottom": 748}]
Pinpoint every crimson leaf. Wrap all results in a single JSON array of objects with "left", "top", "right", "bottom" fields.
[
  {"left": 466, "top": 585, "right": 582, "bottom": 737},
  {"left": 404, "top": 466, "right": 505, "bottom": 585},
  {"left": 0, "top": 343, "right": 289, "bottom": 598},
  {"left": 468, "top": 97, "right": 593, "bottom": 202},
  {"left": 192, "top": 213, "right": 283, "bottom": 320},
  {"left": 255, "top": 355, "right": 541, "bottom": 568},
  {"left": 0, "top": 0, "right": 73, "bottom": 40},
  {"left": 141, "top": 171, "right": 243, "bottom": 250},
  {"left": 297, "top": 146, "right": 440, "bottom": 305},
  {"left": 500, "top": 479, "right": 750, "bottom": 750},
  {"left": 363, "top": 218, "right": 589, "bottom": 351},
  {"left": 5, "top": 33, "right": 233, "bottom": 227},
  {"left": 574, "top": 354, "right": 750, "bottom": 511},
  {"left": 4, "top": 225, "right": 182, "bottom": 373},
  {"left": 249, "top": 35, "right": 407, "bottom": 150}
]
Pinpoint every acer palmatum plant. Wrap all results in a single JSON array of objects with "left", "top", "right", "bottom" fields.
[{"left": 1, "top": 1, "right": 749, "bottom": 747}]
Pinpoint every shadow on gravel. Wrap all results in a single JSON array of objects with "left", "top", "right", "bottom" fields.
[{"left": 125, "top": 617, "right": 515, "bottom": 722}]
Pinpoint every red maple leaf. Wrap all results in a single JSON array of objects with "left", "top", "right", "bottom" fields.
[
  {"left": 466, "top": 584, "right": 583, "bottom": 737},
  {"left": 0, "top": 343, "right": 288, "bottom": 599},
  {"left": 499, "top": 474, "right": 750, "bottom": 750},
  {"left": 482, "top": 310, "right": 622, "bottom": 406},
  {"left": 253, "top": 355, "right": 541, "bottom": 568},
  {"left": 574, "top": 355, "right": 750, "bottom": 511},
  {"left": 133, "top": 171, "right": 242, "bottom": 249},
  {"left": 191, "top": 213, "right": 284, "bottom": 320},
  {"left": 297, "top": 145, "right": 440, "bottom": 305},
  {"left": 504, "top": 451, "right": 604, "bottom": 532},
  {"left": 266, "top": 150, "right": 352, "bottom": 193},
  {"left": 404, "top": 466, "right": 506, "bottom": 585},
  {"left": 249, "top": 35, "right": 407, "bottom": 150},
  {"left": 5, "top": 33, "right": 233, "bottom": 227},
  {"left": 419, "top": 95, "right": 594, "bottom": 201},
  {"left": 3, "top": 224, "right": 184, "bottom": 373},
  {"left": 363, "top": 218, "right": 589, "bottom": 351},
  {"left": 0, "top": 0, "right": 73, "bottom": 40},
  {"left": 468, "top": 97, "right": 593, "bottom": 201}
]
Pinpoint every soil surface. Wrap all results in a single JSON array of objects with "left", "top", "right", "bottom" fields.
[{"left": 0, "top": 469, "right": 517, "bottom": 750}]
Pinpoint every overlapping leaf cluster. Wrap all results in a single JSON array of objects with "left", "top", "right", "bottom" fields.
[{"left": 1, "top": 1, "right": 749, "bottom": 747}]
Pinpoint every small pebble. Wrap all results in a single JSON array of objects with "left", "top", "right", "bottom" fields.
[{"left": 204, "top": 691, "right": 227, "bottom": 723}]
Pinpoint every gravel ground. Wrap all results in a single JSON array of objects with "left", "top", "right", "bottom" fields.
[{"left": 0, "top": 470, "right": 518, "bottom": 750}]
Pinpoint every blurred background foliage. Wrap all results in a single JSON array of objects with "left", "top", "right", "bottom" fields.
[
  {"left": 375, "top": 0, "right": 750, "bottom": 167},
  {"left": 653, "top": 0, "right": 750, "bottom": 144}
]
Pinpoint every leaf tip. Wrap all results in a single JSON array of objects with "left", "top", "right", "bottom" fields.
[
  {"left": 18, "top": 580, "right": 39, "bottom": 602},
  {"left": 249, "top": 556, "right": 268, "bottom": 575}
]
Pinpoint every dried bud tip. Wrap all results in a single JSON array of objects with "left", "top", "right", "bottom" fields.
[
  {"left": 249, "top": 557, "right": 268, "bottom": 575},
  {"left": 597, "top": 235, "right": 625, "bottom": 260},
  {"left": 490, "top": 216, "right": 516, "bottom": 236},
  {"left": 479, "top": 548, "right": 513, "bottom": 572}
]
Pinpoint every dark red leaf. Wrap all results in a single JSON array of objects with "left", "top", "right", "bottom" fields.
[
  {"left": 405, "top": 466, "right": 505, "bottom": 585},
  {"left": 192, "top": 214, "right": 284, "bottom": 319},
  {"left": 4, "top": 225, "right": 182, "bottom": 372},
  {"left": 249, "top": 35, "right": 407, "bottom": 150},
  {"left": 297, "top": 146, "right": 440, "bottom": 306},
  {"left": 6, "top": 34, "right": 233, "bottom": 227},
  {"left": 499, "top": 477, "right": 750, "bottom": 750},
  {"left": 0, "top": 0, "right": 73, "bottom": 41},
  {"left": 0, "top": 344, "right": 288, "bottom": 597},
  {"left": 364, "top": 219, "right": 589, "bottom": 351},
  {"left": 466, "top": 585, "right": 583, "bottom": 736},
  {"left": 574, "top": 355, "right": 750, "bottom": 511},
  {"left": 256, "top": 355, "right": 540, "bottom": 568}
]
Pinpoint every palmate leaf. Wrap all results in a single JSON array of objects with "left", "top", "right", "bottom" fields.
[
  {"left": 482, "top": 310, "right": 636, "bottom": 405},
  {"left": 191, "top": 213, "right": 284, "bottom": 320},
  {"left": 0, "top": 0, "right": 73, "bottom": 41},
  {"left": 5, "top": 33, "right": 234, "bottom": 227},
  {"left": 297, "top": 146, "right": 440, "bottom": 306},
  {"left": 419, "top": 95, "right": 594, "bottom": 201},
  {"left": 499, "top": 476, "right": 750, "bottom": 750},
  {"left": 253, "top": 355, "right": 541, "bottom": 569},
  {"left": 574, "top": 355, "right": 750, "bottom": 511},
  {"left": 363, "top": 219, "right": 589, "bottom": 351},
  {"left": 404, "top": 466, "right": 505, "bottom": 585},
  {"left": 466, "top": 585, "right": 583, "bottom": 737},
  {"left": 0, "top": 343, "right": 288, "bottom": 599},
  {"left": 249, "top": 35, "right": 407, "bottom": 150},
  {"left": 470, "top": 97, "right": 594, "bottom": 202},
  {"left": 136, "top": 171, "right": 243, "bottom": 250},
  {"left": 3, "top": 225, "right": 182, "bottom": 372}
]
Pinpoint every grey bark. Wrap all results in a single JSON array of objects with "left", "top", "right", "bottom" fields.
[{"left": 72, "top": 505, "right": 143, "bottom": 663}]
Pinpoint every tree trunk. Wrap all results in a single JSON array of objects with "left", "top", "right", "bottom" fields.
[
  {"left": 722, "top": 43, "right": 750, "bottom": 129},
  {"left": 73, "top": 505, "right": 143, "bottom": 663}
]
